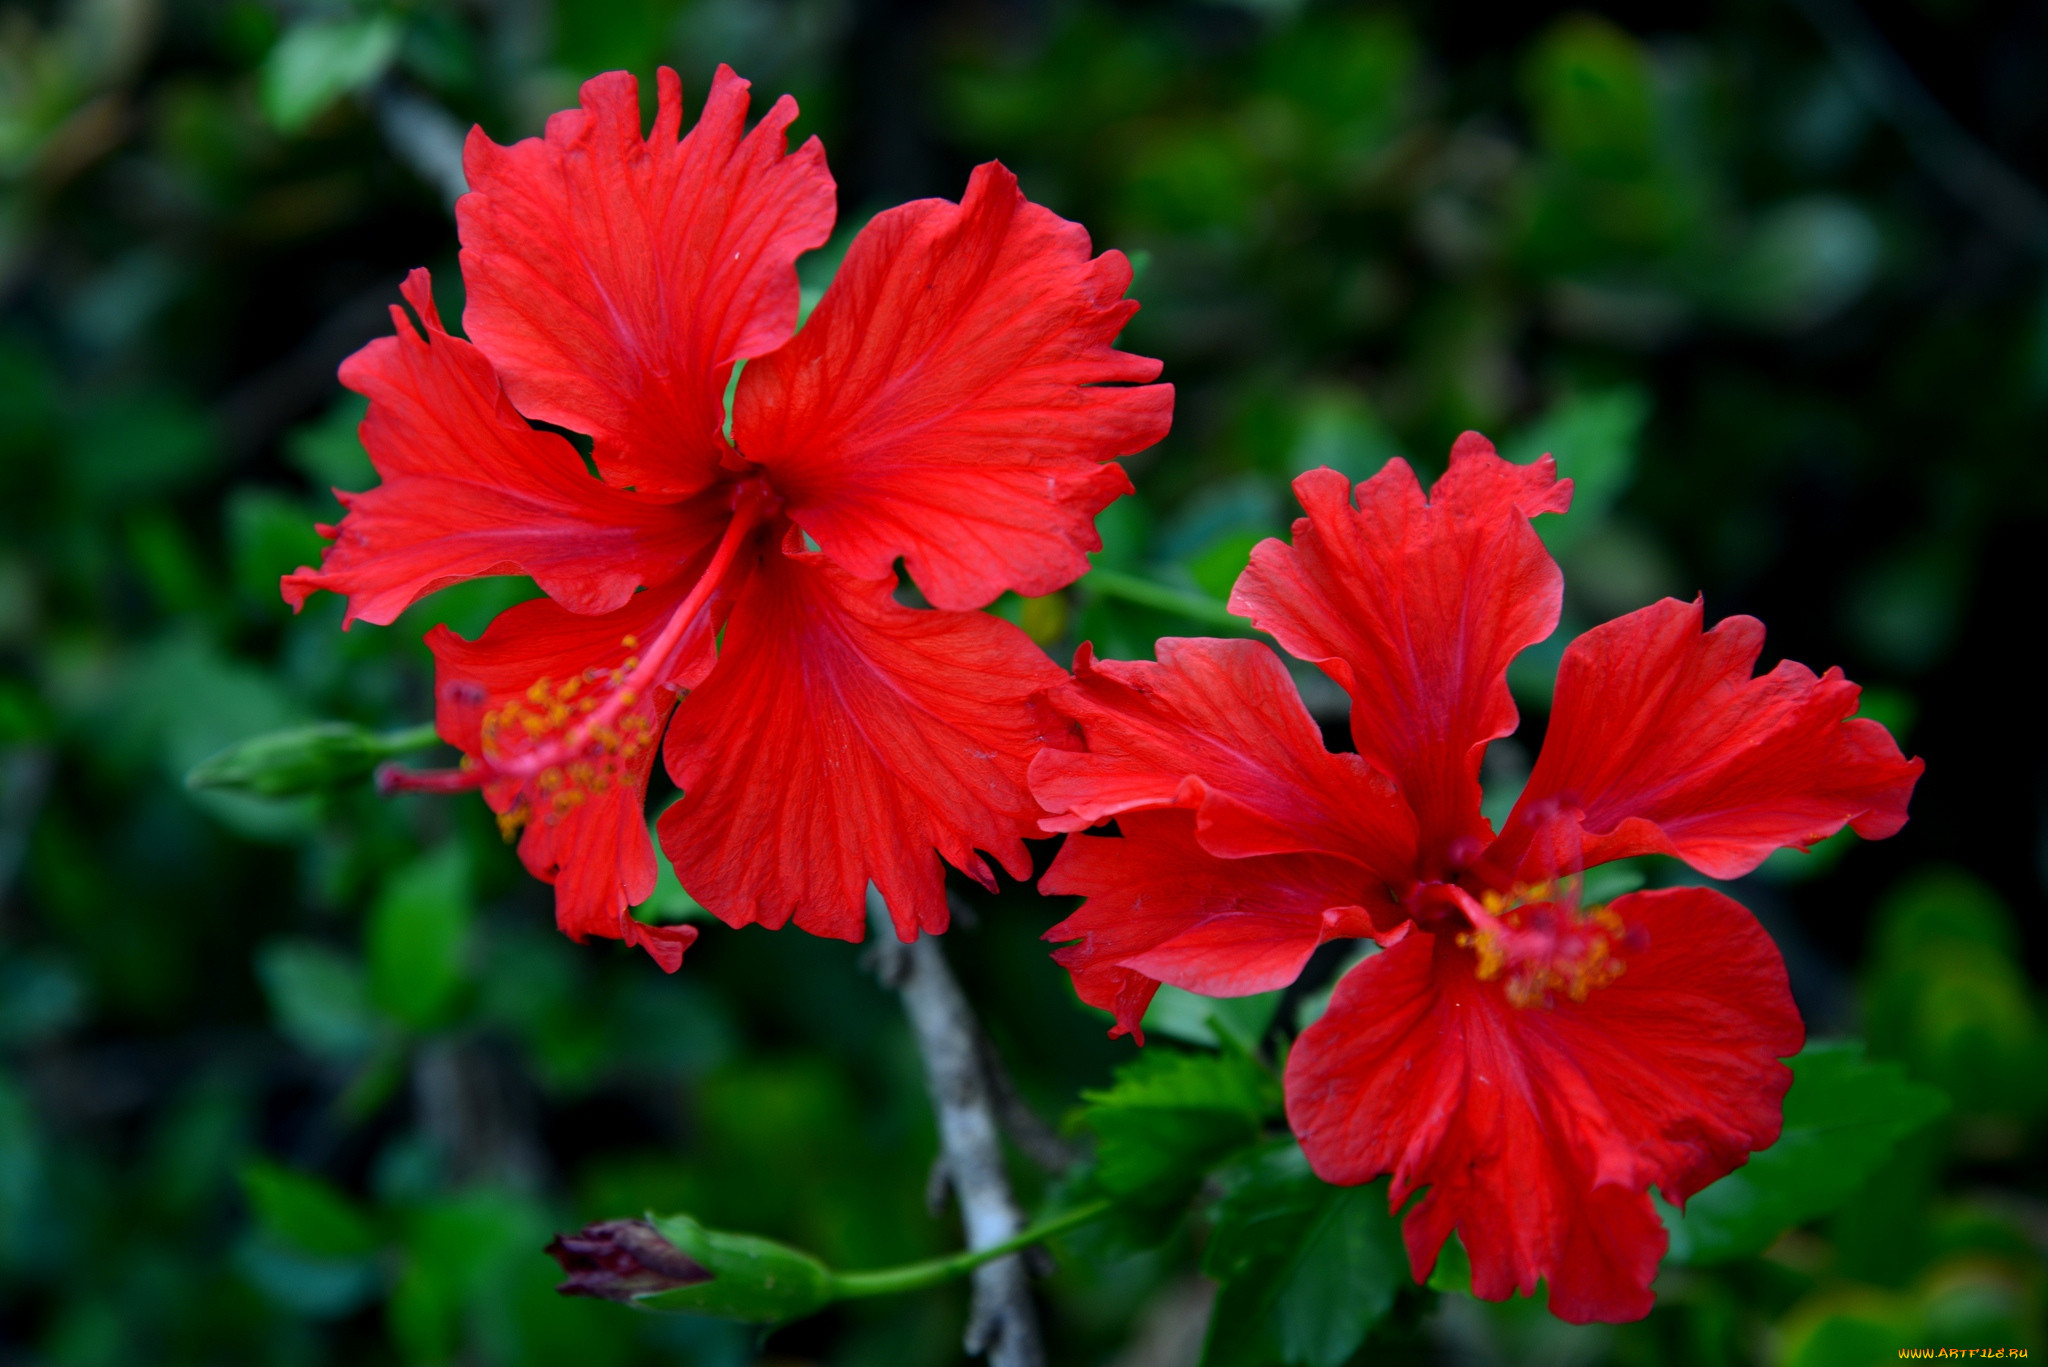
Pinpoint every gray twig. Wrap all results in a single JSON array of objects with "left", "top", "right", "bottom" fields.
[{"left": 866, "top": 888, "right": 1044, "bottom": 1367}]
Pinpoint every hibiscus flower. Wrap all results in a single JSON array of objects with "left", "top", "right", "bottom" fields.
[
  {"left": 283, "top": 67, "right": 1171, "bottom": 969},
  {"left": 1027, "top": 434, "right": 1921, "bottom": 1323}
]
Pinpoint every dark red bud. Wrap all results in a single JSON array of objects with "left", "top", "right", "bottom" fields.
[{"left": 545, "top": 1219, "right": 713, "bottom": 1302}]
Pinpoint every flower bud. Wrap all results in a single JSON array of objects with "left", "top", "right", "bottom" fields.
[
  {"left": 546, "top": 1220, "right": 713, "bottom": 1302},
  {"left": 624, "top": 1214, "right": 836, "bottom": 1322},
  {"left": 185, "top": 722, "right": 435, "bottom": 797}
]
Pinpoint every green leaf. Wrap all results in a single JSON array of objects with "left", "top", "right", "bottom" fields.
[
  {"left": 1502, "top": 384, "right": 1650, "bottom": 555},
  {"left": 635, "top": 819, "right": 711, "bottom": 924},
  {"left": 260, "top": 16, "right": 401, "bottom": 134},
  {"left": 256, "top": 939, "right": 379, "bottom": 1061},
  {"left": 1077, "top": 1047, "right": 1281, "bottom": 1212},
  {"left": 1200, "top": 1141, "right": 1406, "bottom": 1367},
  {"left": 227, "top": 487, "right": 330, "bottom": 610},
  {"left": 240, "top": 1162, "right": 380, "bottom": 1260},
  {"left": 1663, "top": 1040, "right": 1948, "bottom": 1265},
  {"left": 286, "top": 393, "right": 373, "bottom": 493},
  {"left": 1141, "top": 984, "right": 1283, "bottom": 1052},
  {"left": 391, "top": 1190, "right": 547, "bottom": 1365},
  {"left": 368, "top": 847, "right": 472, "bottom": 1032}
]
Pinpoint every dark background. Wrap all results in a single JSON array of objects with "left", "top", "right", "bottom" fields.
[{"left": 3, "top": 0, "right": 2046, "bottom": 1362}]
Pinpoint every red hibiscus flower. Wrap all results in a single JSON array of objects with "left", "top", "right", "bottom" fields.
[
  {"left": 283, "top": 67, "right": 1171, "bottom": 970},
  {"left": 1027, "top": 434, "right": 1920, "bottom": 1323}
]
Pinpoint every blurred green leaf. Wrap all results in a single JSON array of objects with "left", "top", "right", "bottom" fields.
[
  {"left": 1504, "top": 385, "right": 1650, "bottom": 555},
  {"left": 130, "top": 632, "right": 315, "bottom": 841},
  {"left": 240, "top": 1161, "right": 381, "bottom": 1259},
  {"left": 368, "top": 846, "right": 472, "bottom": 1031},
  {"left": 0, "top": 952, "right": 86, "bottom": 1048},
  {"left": 256, "top": 939, "right": 379, "bottom": 1061},
  {"left": 1141, "top": 984, "right": 1282, "bottom": 1053},
  {"left": 227, "top": 486, "right": 329, "bottom": 608},
  {"left": 1663, "top": 1041, "right": 1947, "bottom": 1265},
  {"left": 1200, "top": 1140, "right": 1405, "bottom": 1367},
  {"left": 1846, "top": 542, "right": 1968, "bottom": 676},
  {"left": 260, "top": 16, "right": 401, "bottom": 134},
  {"left": 0, "top": 1071, "right": 45, "bottom": 1266},
  {"left": 1285, "top": 386, "right": 1403, "bottom": 481},
  {"left": 1862, "top": 869, "right": 2046, "bottom": 1118},
  {"left": 1718, "top": 197, "right": 1881, "bottom": 331},
  {"left": 1077, "top": 1045, "right": 1280, "bottom": 1212},
  {"left": 1525, "top": 16, "right": 1657, "bottom": 177},
  {"left": 392, "top": 1190, "right": 546, "bottom": 1366},
  {"left": 1425, "top": 1231, "right": 1471, "bottom": 1293},
  {"left": 637, "top": 818, "right": 710, "bottom": 924},
  {"left": 286, "top": 393, "right": 374, "bottom": 493},
  {"left": 69, "top": 391, "right": 217, "bottom": 506},
  {"left": 1187, "top": 528, "right": 1268, "bottom": 600}
]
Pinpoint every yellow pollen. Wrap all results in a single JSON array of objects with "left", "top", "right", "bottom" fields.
[
  {"left": 1458, "top": 881, "right": 1629, "bottom": 1010},
  {"left": 477, "top": 644, "right": 668, "bottom": 833}
]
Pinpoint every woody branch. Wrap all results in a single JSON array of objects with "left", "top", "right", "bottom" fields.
[{"left": 867, "top": 889, "right": 1045, "bottom": 1367}]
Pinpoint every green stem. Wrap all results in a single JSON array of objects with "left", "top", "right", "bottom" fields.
[
  {"left": 1082, "top": 569, "right": 1260, "bottom": 633},
  {"left": 828, "top": 1200, "right": 1115, "bottom": 1300}
]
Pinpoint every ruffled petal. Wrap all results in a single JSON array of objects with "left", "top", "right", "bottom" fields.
[
  {"left": 1285, "top": 886, "right": 1800, "bottom": 1324},
  {"left": 1500, "top": 597, "right": 1924, "bottom": 881},
  {"left": 427, "top": 590, "right": 712, "bottom": 972},
  {"left": 282, "top": 270, "right": 728, "bottom": 627},
  {"left": 1029, "top": 638, "right": 1415, "bottom": 894},
  {"left": 658, "top": 546, "right": 1064, "bottom": 942},
  {"left": 1230, "top": 437, "right": 1570, "bottom": 872},
  {"left": 1041, "top": 808, "right": 1378, "bottom": 1039},
  {"left": 458, "top": 67, "right": 835, "bottom": 496},
  {"left": 733, "top": 161, "right": 1171, "bottom": 611}
]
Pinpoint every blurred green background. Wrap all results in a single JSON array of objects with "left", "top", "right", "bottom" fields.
[{"left": 3, "top": 0, "right": 2047, "bottom": 1363}]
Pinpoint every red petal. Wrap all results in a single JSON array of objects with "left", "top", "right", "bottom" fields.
[
  {"left": 734, "top": 161, "right": 1171, "bottom": 610},
  {"left": 1029, "top": 638, "right": 1415, "bottom": 890},
  {"left": 1285, "top": 886, "right": 1801, "bottom": 1324},
  {"left": 427, "top": 589, "right": 714, "bottom": 971},
  {"left": 1501, "top": 597, "right": 1924, "bottom": 881},
  {"left": 281, "top": 270, "right": 729, "bottom": 627},
  {"left": 1042, "top": 808, "right": 1377, "bottom": 1038},
  {"left": 657, "top": 549, "right": 1064, "bottom": 942},
  {"left": 1230, "top": 437, "right": 1569, "bottom": 872},
  {"left": 458, "top": 67, "right": 835, "bottom": 496}
]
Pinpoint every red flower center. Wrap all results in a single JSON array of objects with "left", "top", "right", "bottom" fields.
[
  {"left": 1455, "top": 883, "right": 1639, "bottom": 1010},
  {"left": 475, "top": 646, "right": 659, "bottom": 838}
]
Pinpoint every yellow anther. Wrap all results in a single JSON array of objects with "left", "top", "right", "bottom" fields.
[{"left": 1459, "top": 881, "right": 1629, "bottom": 1010}]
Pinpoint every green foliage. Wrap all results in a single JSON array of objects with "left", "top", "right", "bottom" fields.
[
  {"left": 241, "top": 1161, "right": 381, "bottom": 1259},
  {"left": 1862, "top": 869, "right": 2048, "bottom": 1119},
  {"left": 368, "top": 846, "right": 472, "bottom": 1031},
  {"left": 256, "top": 939, "right": 380, "bottom": 1061},
  {"left": 2, "top": 0, "right": 2041, "bottom": 1361},
  {"left": 1200, "top": 1140, "right": 1407, "bottom": 1367},
  {"left": 261, "top": 16, "right": 402, "bottom": 133},
  {"left": 1075, "top": 1046, "right": 1281, "bottom": 1213},
  {"left": 1664, "top": 1042, "right": 1948, "bottom": 1266},
  {"left": 1141, "top": 984, "right": 1283, "bottom": 1052}
]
